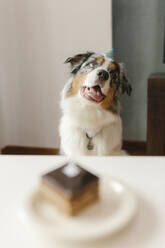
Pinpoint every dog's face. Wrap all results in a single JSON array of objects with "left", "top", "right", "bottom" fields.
[{"left": 64, "top": 52, "right": 132, "bottom": 113}]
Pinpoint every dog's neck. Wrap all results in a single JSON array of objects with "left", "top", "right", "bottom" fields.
[{"left": 61, "top": 94, "right": 119, "bottom": 134}]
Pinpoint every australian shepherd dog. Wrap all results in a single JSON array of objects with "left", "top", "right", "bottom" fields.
[{"left": 59, "top": 52, "right": 132, "bottom": 156}]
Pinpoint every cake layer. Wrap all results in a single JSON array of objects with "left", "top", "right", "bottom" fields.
[{"left": 40, "top": 181, "right": 99, "bottom": 216}]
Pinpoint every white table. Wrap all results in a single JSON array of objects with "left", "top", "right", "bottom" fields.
[{"left": 0, "top": 155, "right": 165, "bottom": 248}]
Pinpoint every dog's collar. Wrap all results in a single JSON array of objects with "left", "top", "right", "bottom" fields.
[{"left": 86, "top": 132, "right": 92, "bottom": 139}]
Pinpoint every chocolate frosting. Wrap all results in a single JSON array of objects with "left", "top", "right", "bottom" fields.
[{"left": 42, "top": 164, "right": 98, "bottom": 198}]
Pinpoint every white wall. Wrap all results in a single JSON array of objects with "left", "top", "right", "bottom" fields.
[{"left": 0, "top": 0, "right": 112, "bottom": 149}]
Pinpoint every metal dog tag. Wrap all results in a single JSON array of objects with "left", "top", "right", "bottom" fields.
[
  {"left": 87, "top": 140, "right": 94, "bottom": 150},
  {"left": 86, "top": 133, "right": 94, "bottom": 150}
]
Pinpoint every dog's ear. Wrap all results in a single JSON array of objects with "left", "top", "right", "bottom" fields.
[
  {"left": 119, "top": 63, "right": 132, "bottom": 96},
  {"left": 64, "top": 52, "right": 94, "bottom": 74}
]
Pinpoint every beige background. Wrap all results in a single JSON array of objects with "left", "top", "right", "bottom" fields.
[{"left": 0, "top": 0, "right": 112, "bottom": 149}]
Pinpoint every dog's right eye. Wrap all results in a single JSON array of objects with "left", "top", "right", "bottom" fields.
[
  {"left": 85, "top": 61, "right": 97, "bottom": 69},
  {"left": 89, "top": 63, "right": 94, "bottom": 68}
]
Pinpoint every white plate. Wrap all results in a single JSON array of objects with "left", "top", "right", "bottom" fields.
[{"left": 22, "top": 177, "right": 137, "bottom": 241}]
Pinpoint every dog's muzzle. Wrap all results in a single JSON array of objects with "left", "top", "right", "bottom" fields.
[{"left": 80, "top": 85, "right": 105, "bottom": 103}]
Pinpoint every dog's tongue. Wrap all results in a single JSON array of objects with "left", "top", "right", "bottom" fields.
[{"left": 89, "top": 86, "right": 104, "bottom": 102}]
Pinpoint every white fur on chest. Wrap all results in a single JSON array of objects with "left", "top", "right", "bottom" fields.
[{"left": 59, "top": 95, "right": 123, "bottom": 156}]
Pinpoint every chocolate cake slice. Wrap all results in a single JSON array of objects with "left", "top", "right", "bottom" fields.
[{"left": 40, "top": 162, "right": 99, "bottom": 216}]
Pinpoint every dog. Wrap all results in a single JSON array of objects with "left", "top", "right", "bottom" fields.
[{"left": 59, "top": 52, "right": 132, "bottom": 156}]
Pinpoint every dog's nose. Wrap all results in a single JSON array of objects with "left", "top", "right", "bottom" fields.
[{"left": 97, "top": 70, "right": 109, "bottom": 81}]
